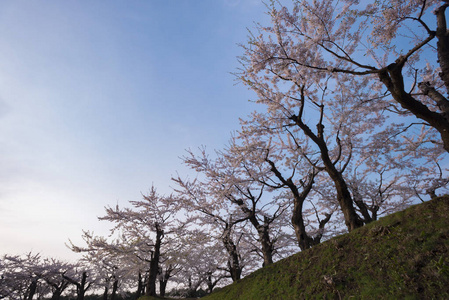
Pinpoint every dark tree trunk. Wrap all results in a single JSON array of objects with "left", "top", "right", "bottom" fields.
[
  {"left": 158, "top": 265, "right": 173, "bottom": 298},
  {"left": 352, "top": 187, "right": 374, "bottom": 223},
  {"left": 51, "top": 290, "right": 62, "bottom": 300},
  {"left": 63, "top": 271, "right": 89, "bottom": 300},
  {"left": 235, "top": 196, "right": 274, "bottom": 266},
  {"left": 205, "top": 272, "right": 216, "bottom": 294},
  {"left": 111, "top": 279, "right": 118, "bottom": 300},
  {"left": 292, "top": 198, "right": 314, "bottom": 250},
  {"left": 26, "top": 279, "right": 38, "bottom": 300},
  {"left": 267, "top": 159, "right": 330, "bottom": 250},
  {"left": 46, "top": 278, "right": 68, "bottom": 300},
  {"left": 222, "top": 225, "right": 242, "bottom": 282},
  {"left": 50, "top": 290, "right": 62, "bottom": 300},
  {"left": 77, "top": 272, "right": 88, "bottom": 300},
  {"left": 145, "top": 223, "right": 164, "bottom": 297},
  {"left": 159, "top": 280, "right": 167, "bottom": 298},
  {"left": 436, "top": 3, "right": 449, "bottom": 93},
  {"left": 206, "top": 275, "right": 214, "bottom": 294},
  {"left": 186, "top": 275, "right": 204, "bottom": 298},
  {"left": 320, "top": 144, "right": 363, "bottom": 231},
  {"left": 136, "top": 271, "right": 144, "bottom": 298},
  {"left": 256, "top": 221, "right": 274, "bottom": 266},
  {"left": 187, "top": 276, "right": 195, "bottom": 297},
  {"left": 287, "top": 173, "right": 319, "bottom": 250},
  {"left": 102, "top": 286, "right": 108, "bottom": 300}
]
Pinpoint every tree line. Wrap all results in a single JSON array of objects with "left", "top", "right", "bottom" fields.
[{"left": 2, "top": 0, "right": 449, "bottom": 298}]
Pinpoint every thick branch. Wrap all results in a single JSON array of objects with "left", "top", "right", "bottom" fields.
[{"left": 435, "top": 3, "right": 449, "bottom": 92}]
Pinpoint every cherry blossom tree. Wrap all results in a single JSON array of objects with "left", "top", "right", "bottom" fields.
[
  {"left": 96, "top": 186, "right": 180, "bottom": 297},
  {"left": 61, "top": 265, "right": 96, "bottom": 300},
  {"left": 237, "top": 0, "right": 449, "bottom": 232},
  {"left": 0, "top": 252, "right": 48, "bottom": 300},
  {"left": 1, "top": 253, "right": 39, "bottom": 300},
  {"left": 242, "top": 0, "right": 449, "bottom": 153},
  {"left": 224, "top": 134, "right": 336, "bottom": 250},
  {"left": 67, "top": 231, "right": 141, "bottom": 300},
  {"left": 172, "top": 176, "right": 259, "bottom": 282},
  {"left": 0, "top": 253, "right": 78, "bottom": 300},
  {"left": 236, "top": 76, "right": 365, "bottom": 231},
  {"left": 169, "top": 227, "right": 229, "bottom": 296},
  {"left": 176, "top": 145, "right": 295, "bottom": 265},
  {"left": 39, "top": 258, "right": 74, "bottom": 300}
]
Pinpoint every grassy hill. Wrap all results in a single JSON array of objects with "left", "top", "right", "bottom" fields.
[{"left": 142, "top": 195, "right": 449, "bottom": 299}]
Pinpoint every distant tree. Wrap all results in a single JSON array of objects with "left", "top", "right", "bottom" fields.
[
  {"left": 0, "top": 253, "right": 79, "bottom": 300},
  {"left": 170, "top": 228, "right": 229, "bottom": 296},
  {"left": 97, "top": 186, "right": 179, "bottom": 297},
  {"left": 61, "top": 262, "right": 97, "bottom": 300},
  {"left": 0, "top": 252, "right": 46, "bottom": 300},
  {"left": 68, "top": 230, "right": 137, "bottom": 298},
  {"left": 171, "top": 176, "right": 257, "bottom": 282},
  {"left": 176, "top": 145, "right": 294, "bottom": 265},
  {"left": 40, "top": 258, "right": 74, "bottom": 300}
]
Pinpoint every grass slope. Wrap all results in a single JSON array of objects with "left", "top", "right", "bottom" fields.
[{"left": 203, "top": 196, "right": 449, "bottom": 299}]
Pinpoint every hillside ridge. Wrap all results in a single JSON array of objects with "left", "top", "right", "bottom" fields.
[{"left": 201, "top": 196, "right": 449, "bottom": 299}]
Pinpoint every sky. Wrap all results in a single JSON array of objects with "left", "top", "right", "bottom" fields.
[{"left": 0, "top": 0, "right": 269, "bottom": 261}]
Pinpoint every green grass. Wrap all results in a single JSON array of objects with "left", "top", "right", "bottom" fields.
[
  {"left": 202, "top": 195, "right": 449, "bottom": 299},
  {"left": 138, "top": 295, "right": 198, "bottom": 300}
]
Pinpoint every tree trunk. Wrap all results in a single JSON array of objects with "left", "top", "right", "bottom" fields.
[
  {"left": 289, "top": 177, "right": 319, "bottom": 250},
  {"left": 77, "top": 272, "right": 87, "bottom": 300},
  {"left": 326, "top": 164, "right": 364, "bottom": 231},
  {"left": 158, "top": 265, "right": 172, "bottom": 298},
  {"left": 222, "top": 225, "right": 242, "bottom": 282},
  {"left": 102, "top": 286, "right": 108, "bottom": 300},
  {"left": 186, "top": 275, "right": 204, "bottom": 297},
  {"left": 62, "top": 272, "right": 88, "bottom": 300},
  {"left": 267, "top": 158, "right": 324, "bottom": 249},
  {"left": 205, "top": 272, "right": 215, "bottom": 294},
  {"left": 145, "top": 223, "right": 164, "bottom": 296},
  {"left": 50, "top": 289, "right": 62, "bottom": 300},
  {"left": 315, "top": 127, "right": 363, "bottom": 231},
  {"left": 26, "top": 279, "right": 38, "bottom": 300},
  {"left": 159, "top": 280, "right": 167, "bottom": 298},
  {"left": 257, "top": 222, "right": 274, "bottom": 266},
  {"left": 352, "top": 187, "right": 374, "bottom": 223},
  {"left": 436, "top": 3, "right": 449, "bottom": 93},
  {"left": 136, "top": 271, "right": 144, "bottom": 298},
  {"left": 187, "top": 276, "right": 194, "bottom": 297},
  {"left": 111, "top": 279, "right": 118, "bottom": 300},
  {"left": 291, "top": 198, "right": 312, "bottom": 250},
  {"left": 233, "top": 196, "right": 274, "bottom": 266}
]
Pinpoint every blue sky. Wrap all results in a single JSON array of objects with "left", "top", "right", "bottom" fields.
[{"left": 0, "top": 0, "right": 268, "bottom": 261}]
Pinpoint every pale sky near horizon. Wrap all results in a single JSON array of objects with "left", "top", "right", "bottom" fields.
[{"left": 0, "top": 0, "right": 268, "bottom": 261}]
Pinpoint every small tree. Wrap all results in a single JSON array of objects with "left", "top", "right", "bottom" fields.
[
  {"left": 0, "top": 252, "right": 46, "bottom": 300},
  {"left": 97, "top": 186, "right": 179, "bottom": 297},
  {"left": 172, "top": 176, "right": 259, "bottom": 282}
]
